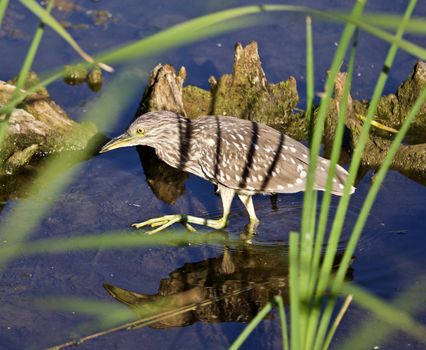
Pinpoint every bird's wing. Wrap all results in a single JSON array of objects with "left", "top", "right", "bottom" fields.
[
  {"left": 196, "top": 117, "right": 308, "bottom": 193},
  {"left": 196, "top": 116, "right": 349, "bottom": 195}
]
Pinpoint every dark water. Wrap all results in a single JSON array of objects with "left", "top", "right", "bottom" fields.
[{"left": 1, "top": 1, "right": 426, "bottom": 349}]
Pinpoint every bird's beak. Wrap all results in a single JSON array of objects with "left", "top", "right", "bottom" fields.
[{"left": 99, "top": 133, "right": 136, "bottom": 153}]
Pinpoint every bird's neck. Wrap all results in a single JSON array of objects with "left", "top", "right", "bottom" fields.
[{"left": 152, "top": 118, "right": 201, "bottom": 173}]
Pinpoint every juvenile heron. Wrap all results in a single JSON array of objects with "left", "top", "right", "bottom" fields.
[{"left": 100, "top": 111, "right": 354, "bottom": 234}]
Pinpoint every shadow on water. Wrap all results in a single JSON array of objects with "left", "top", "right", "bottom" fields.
[{"left": 103, "top": 243, "right": 354, "bottom": 329}]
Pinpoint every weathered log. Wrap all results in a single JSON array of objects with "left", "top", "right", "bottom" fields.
[
  {"left": 209, "top": 42, "right": 302, "bottom": 131},
  {"left": 135, "top": 64, "right": 187, "bottom": 117},
  {"left": 326, "top": 70, "right": 426, "bottom": 184},
  {"left": 374, "top": 61, "right": 426, "bottom": 144},
  {"left": 183, "top": 41, "right": 307, "bottom": 140},
  {"left": 0, "top": 77, "right": 99, "bottom": 175}
]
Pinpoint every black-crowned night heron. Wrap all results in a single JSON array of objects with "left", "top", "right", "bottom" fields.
[{"left": 100, "top": 111, "right": 354, "bottom": 234}]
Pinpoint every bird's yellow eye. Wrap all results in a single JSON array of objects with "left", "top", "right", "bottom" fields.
[{"left": 136, "top": 127, "right": 145, "bottom": 135}]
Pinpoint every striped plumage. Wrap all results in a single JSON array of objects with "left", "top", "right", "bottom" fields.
[{"left": 100, "top": 111, "right": 354, "bottom": 234}]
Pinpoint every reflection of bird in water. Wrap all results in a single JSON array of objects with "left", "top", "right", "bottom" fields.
[
  {"left": 137, "top": 147, "right": 188, "bottom": 205},
  {"left": 100, "top": 111, "right": 354, "bottom": 234},
  {"left": 104, "top": 245, "right": 354, "bottom": 328}
]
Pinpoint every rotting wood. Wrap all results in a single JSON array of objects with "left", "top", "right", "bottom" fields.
[{"left": 0, "top": 73, "right": 99, "bottom": 175}]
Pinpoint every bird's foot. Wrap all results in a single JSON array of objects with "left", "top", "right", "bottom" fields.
[
  {"left": 132, "top": 214, "right": 227, "bottom": 234},
  {"left": 132, "top": 214, "right": 195, "bottom": 234}
]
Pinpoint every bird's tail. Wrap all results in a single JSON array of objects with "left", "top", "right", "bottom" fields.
[{"left": 313, "top": 158, "right": 355, "bottom": 196}]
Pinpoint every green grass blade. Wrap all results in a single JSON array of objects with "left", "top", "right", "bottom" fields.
[
  {"left": 0, "top": 0, "right": 54, "bottom": 142},
  {"left": 305, "top": 16, "right": 314, "bottom": 142},
  {"left": 321, "top": 11, "right": 426, "bottom": 34},
  {"left": 308, "top": 30, "right": 358, "bottom": 296},
  {"left": 0, "top": 231, "right": 233, "bottom": 257},
  {"left": 274, "top": 296, "right": 290, "bottom": 350},
  {"left": 321, "top": 294, "right": 353, "bottom": 350},
  {"left": 297, "top": 17, "right": 315, "bottom": 328},
  {"left": 300, "top": 0, "right": 359, "bottom": 236},
  {"left": 289, "top": 232, "right": 301, "bottom": 350},
  {"left": 43, "top": 297, "right": 131, "bottom": 318},
  {"left": 300, "top": 0, "right": 364, "bottom": 245},
  {"left": 342, "top": 283, "right": 426, "bottom": 344},
  {"left": 339, "top": 279, "right": 426, "bottom": 349},
  {"left": 0, "top": 0, "right": 9, "bottom": 26},
  {"left": 12, "top": 0, "right": 54, "bottom": 93},
  {"left": 19, "top": 0, "right": 112, "bottom": 71},
  {"left": 97, "top": 6, "right": 270, "bottom": 65},
  {"left": 313, "top": 10, "right": 426, "bottom": 35},
  {"left": 361, "top": 13, "right": 426, "bottom": 34},
  {"left": 342, "top": 16, "right": 426, "bottom": 60},
  {"left": 229, "top": 301, "right": 273, "bottom": 350}
]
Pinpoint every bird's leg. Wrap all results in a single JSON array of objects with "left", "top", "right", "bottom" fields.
[
  {"left": 132, "top": 186, "right": 235, "bottom": 234},
  {"left": 237, "top": 194, "right": 259, "bottom": 225},
  {"left": 238, "top": 194, "right": 259, "bottom": 241}
]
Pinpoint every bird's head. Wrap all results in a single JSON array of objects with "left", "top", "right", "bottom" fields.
[{"left": 99, "top": 111, "right": 183, "bottom": 153}]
